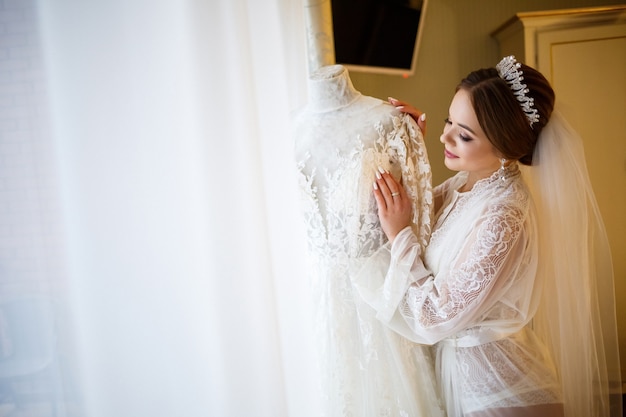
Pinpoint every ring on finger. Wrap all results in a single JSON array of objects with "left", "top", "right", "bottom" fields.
[{"left": 391, "top": 192, "right": 400, "bottom": 197}]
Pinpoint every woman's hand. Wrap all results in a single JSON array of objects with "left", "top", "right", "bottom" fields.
[
  {"left": 373, "top": 167, "right": 413, "bottom": 244},
  {"left": 388, "top": 97, "right": 427, "bottom": 135}
]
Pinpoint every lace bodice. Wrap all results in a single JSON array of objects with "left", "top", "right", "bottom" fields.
[
  {"left": 297, "top": 112, "right": 431, "bottom": 262},
  {"left": 293, "top": 94, "right": 442, "bottom": 416},
  {"left": 406, "top": 165, "right": 532, "bottom": 343}
]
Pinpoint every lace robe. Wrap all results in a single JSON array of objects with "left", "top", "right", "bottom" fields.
[
  {"left": 295, "top": 103, "right": 444, "bottom": 417},
  {"left": 354, "top": 164, "right": 563, "bottom": 416}
]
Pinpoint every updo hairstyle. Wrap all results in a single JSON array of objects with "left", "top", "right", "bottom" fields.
[{"left": 457, "top": 63, "right": 555, "bottom": 165}]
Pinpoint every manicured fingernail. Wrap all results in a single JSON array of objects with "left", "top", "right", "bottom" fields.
[
  {"left": 378, "top": 166, "right": 386, "bottom": 174},
  {"left": 388, "top": 97, "right": 397, "bottom": 102},
  {"left": 373, "top": 181, "right": 378, "bottom": 190},
  {"left": 375, "top": 171, "right": 381, "bottom": 179},
  {"left": 420, "top": 113, "right": 427, "bottom": 122}
]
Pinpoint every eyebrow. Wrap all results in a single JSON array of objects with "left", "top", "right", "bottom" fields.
[{"left": 457, "top": 122, "right": 476, "bottom": 135}]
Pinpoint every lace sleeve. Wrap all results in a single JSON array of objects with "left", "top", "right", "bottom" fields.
[{"left": 381, "top": 198, "right": 529, "bottom": 345}]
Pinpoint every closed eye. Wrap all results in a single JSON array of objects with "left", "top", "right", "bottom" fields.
[
  {"left": 445, "top": 117, "right": 472, "bottom": 142},
  {"left": 459, "top": 132, "right": 472, "bottom": 142}
]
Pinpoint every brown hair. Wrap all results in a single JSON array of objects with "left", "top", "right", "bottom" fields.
[{"left": 457, "top": 63, "right": 555, "bottom": 165}]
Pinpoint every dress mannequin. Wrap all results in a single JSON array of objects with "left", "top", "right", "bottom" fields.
[{"left": 293, "top": 64, "right": 443, "bottom": 417}]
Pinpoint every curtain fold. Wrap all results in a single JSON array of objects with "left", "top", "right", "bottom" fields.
[{"left": 5, "top": 0, "right": 315, "bottom": 416}]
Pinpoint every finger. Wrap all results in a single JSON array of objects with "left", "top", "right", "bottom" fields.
[
  {"left": 379, "top": 167, "right": 401, "bottom": 197},
  {"left": 388, "top": 97, "right": 418, "bottom": 117},
  {"left": 417, "top": 112, "right": 427, "bottom": 135},
  {"left": 375, "top": 168, "right": 391, "bottom": 196},
  {"left": 372, "top": 181, "right": 387, "bottom": 211},
  {"left": 398, "top": 181, "right": 408, "bottom": 199},
  {"left": 375, "top": 168, "right": 398, "bottom": 209},
  {"left": 389, "top": 100, "right": 425, "bottom": 128},
  {"left": 388, "top": 97, "right": 409, "bottom": 106},
  {"left": 397, "top": 106, "right": 420, "bottom": 120},
  {"left": 376, "top": 172, "right": 404, "bottom": 212}
]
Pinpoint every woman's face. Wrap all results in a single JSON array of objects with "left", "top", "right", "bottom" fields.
[{"left": 440, "top": 89, "right": 502, "bottom": 181}]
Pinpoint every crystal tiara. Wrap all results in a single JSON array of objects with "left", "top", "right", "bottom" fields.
[{"left": 496, "top": 55, "right": 540, "bottom": 127}]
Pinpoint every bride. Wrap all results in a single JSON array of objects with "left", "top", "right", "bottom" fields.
[{"left": 358, "top": 56, "right": 621, "bottom": 417}]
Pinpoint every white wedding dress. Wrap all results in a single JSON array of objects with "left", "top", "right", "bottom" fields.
[{"left": 293, "top": 65, "right": 444, "bottom": 417}]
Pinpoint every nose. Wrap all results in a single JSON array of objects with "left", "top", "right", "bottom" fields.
[{"left": 440, "top": 129, "right": 451, "bottom": 145}]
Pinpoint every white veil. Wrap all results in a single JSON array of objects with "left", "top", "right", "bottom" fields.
[{"left": 525, "top": 109, "right": 622, "bottom": 417}]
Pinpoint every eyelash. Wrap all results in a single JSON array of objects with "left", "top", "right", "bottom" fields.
[{"left": 444, "top": 118, "right": 472, "bottom": 142}]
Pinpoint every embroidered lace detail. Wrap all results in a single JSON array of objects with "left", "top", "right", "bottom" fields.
[
  {"left": 458, "top": 336, "right": 562, "bottom": 412},
  {"left": 387, "top": 162, "right": 562, "bottom": 413},
  {"left": 429, "top": 163, "right": 521, "bottom": 251},
  {"left": 404, "top": 164, "right": 527, "bottom": 331},
  {"left": 408, "top": 200, "right": 525, "bottom": 328},
  {"left": 296, "top": 112, "right": 435, "bottom": 416},
  {"left": 298, "top": 113, "right": 432, "bottom": 263}
]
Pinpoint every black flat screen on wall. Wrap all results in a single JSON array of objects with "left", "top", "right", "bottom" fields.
[{"left": 331, "top": 0, "right": 426, "bottom": 74}]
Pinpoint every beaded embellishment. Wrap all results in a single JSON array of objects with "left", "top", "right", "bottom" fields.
[{"left": 496, "top": 55, "right": 540, "bottom": 127}]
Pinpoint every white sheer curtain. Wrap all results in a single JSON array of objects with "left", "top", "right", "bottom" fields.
[{"left": 0, "top": 0, "right": 315, "bottom": 416}]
